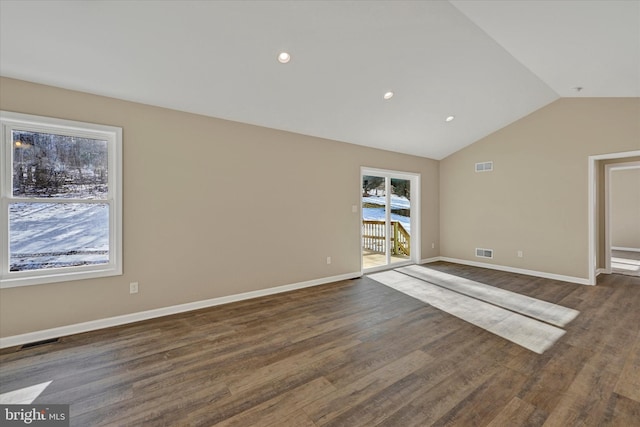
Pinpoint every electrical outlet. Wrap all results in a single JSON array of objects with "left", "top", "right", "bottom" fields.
[
  {"left": 130, "top": 282, "right": 139, "bottom": 294},
  {"left": 326, "top": 256, "right": 332, "bottom": 265},
  {"left": 517, "top": 251, "right": 523, "bottom": 258},
  {"left": 432, "top": 242, "right": 435, "bottom": 249}
]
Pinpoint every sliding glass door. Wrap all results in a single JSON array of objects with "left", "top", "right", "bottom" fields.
[
  {"left": 362, "top": 175, "right": 388, "bottom": 268},
  {"left": 361, "top": 168, "right": 418, "bottom": 271}
]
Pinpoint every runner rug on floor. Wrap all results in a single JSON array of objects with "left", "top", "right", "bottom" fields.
[{"left": 368, "top": 269, "right": 578, "bottom": 354}]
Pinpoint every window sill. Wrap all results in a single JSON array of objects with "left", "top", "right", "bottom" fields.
[{"left": 0, "top": 265, "right": 122, "bottom": 289}]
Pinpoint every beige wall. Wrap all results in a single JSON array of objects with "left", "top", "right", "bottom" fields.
[
  {"left": 440, "top": 98, "right": 640, "bottom": 279},
  {"left": 0, "top": 77, "right": 440, "bottom": 337},
  {"left": 610, "top": 167, "right": 640, "bottom": 249}
]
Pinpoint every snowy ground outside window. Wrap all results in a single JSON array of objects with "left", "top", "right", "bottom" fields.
[
  {"left": 362, "top": 194, "right": 411, "bottom": 232},
  {"left": 10, "top": 203, "right": 109, "bottom": 271}
]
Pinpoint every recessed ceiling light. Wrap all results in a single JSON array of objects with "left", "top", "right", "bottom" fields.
[
  {"left": 383, "top": 91, "right": 394, "bottom": 100},
  {"left": 445, "top": 115, "right": 455, "bottom": 122},
  {"left": 277, "top": 52, "right": 291, "bottom": 64}
]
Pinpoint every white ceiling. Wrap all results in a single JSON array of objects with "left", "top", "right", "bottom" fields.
[{"left": 1, "top": 1, "right": 638, "bottom": 160}]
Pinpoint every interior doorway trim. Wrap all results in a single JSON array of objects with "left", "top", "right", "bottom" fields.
[
  {"left": 360, "top": 167, "right": 421, "bottom": 273},
  {"left": 605, "top": 161, "right": 640, "bottom": 274},
  {"left": 588, "top": 150, "right": 640, "bottom": 285}
]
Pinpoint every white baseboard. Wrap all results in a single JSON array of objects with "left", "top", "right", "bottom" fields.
[
  {"left": 596, "top": 268, "right": 608, "bottom": 276},
  {"left": 0, "top": 271, "right": 361, "bottom": 349},
  {"left": 423, "top": 257, "right": 591, "bottom": 286},
  {"left": 612, "top": 247, "right": 640, "bottom": 253},
  {"left": 420, "top": 257, "right": 441, "bottom": 264}
]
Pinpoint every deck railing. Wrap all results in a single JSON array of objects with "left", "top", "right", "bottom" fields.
[{"left": 362, "top": 220, "right": 410, "bottom": 256}]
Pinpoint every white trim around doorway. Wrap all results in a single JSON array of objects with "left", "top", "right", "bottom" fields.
[
  {"left": 605, "top": 161, "right": 640, "bottom": 274},
  {"left": 588, "top": 150, "right": 640, "bottom": 285}
]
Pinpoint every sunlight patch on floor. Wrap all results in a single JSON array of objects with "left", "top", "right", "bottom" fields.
[
  {"left": 0, "top": 381, "right": 52, "bottom": 404},
  {"left": 397, "top": 265, "right": 579, "bottom": 327},
  {"left": 369, "top": 269, "right": 578, "bottom": 354},
  {"left": 612, "top": 257, "right": 640, "bottom": 274}
]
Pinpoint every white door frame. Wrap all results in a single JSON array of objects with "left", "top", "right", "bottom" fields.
[
  {"left": 588, "top": 150, "right": 640, "bottom": 285},
  {"left": 361, "top": 167, "right": 421, "bottom": 273},
  {"left": 604, "top": 161, "right": 640, "bottom": 273}
]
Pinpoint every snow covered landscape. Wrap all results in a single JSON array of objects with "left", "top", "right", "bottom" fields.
[
  {"left": 10, "top": 203, "right": 109, "bottom": 271},
  {"left": 9, "top": 130, "right": 110, "bottom": 272},
  {"left": 362, "top": 194, "right": 411, "bottom": 232}
]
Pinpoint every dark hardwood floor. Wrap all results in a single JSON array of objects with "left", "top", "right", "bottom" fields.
[{"left": 1, "top": 262, "right": 639, "bottom": 426}]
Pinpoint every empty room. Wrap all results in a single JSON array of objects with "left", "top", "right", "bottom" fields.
[{"left": 0, "top": 1, "right": 639, "bottom": 426}]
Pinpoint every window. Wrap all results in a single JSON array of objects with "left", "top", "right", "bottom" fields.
[{"left": 1, "top": 111, "right": 122, "bottom": 288}]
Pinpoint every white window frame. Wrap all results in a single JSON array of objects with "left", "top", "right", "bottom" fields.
[{"left": 0, "top": 111, "right": 122, "bottom": 288}]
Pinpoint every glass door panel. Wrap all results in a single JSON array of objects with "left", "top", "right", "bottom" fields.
[
  {"left": 389, "top": 178, "right": 411, "bottom": 265},
  {"left": 362, "top": 175, "right": 388, "bottom": 269}
]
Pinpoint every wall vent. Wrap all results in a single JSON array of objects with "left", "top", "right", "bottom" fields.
[
  {"left": 475, "top": 161, "right": 493, "bottom": 172},
  {"left": 475, "top": 248, "right": 494, "bottom": 259},
  {"left": 20, "top": 338, "right": 59, "bottom": 350}
]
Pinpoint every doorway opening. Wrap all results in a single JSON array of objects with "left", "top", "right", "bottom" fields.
[
  {"left": 588, "top": 150, "right": 640, "bottom": 284},
  {"left": 605, "top": 161, "right": 640, "bottom": 277},
  {"left": 361, "top": 168, "right": 420, "bottom": 272}
]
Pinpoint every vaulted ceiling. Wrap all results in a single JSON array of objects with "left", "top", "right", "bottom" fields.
[{"left": 1, "top": 1, "right": 638, "bottom": 159}]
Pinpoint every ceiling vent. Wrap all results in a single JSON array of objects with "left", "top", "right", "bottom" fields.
[
  {"left": 476, "top": 248, "right": 493, "bottom": 259},
  {"left": 475, "top": 161, "right": 493, "bottom": 172}
]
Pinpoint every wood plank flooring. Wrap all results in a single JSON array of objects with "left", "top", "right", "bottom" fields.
[{"left": 1, "top": 262, "right": 639, "bottom": 426}]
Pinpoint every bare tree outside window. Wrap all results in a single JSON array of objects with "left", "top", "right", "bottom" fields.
[{"left": 12, "top": 131, "right": 108, "bottom": 199}]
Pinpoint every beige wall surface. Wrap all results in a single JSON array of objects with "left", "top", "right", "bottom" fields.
[
  {"left": 440, "top": 98, "right": 640, "bottom": 279},
  {"left": 0, "top": 77, "right": 439, "bottom": 337},
  {"left": 610, "top": 167, "right": 640, "bottom": 249}
]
